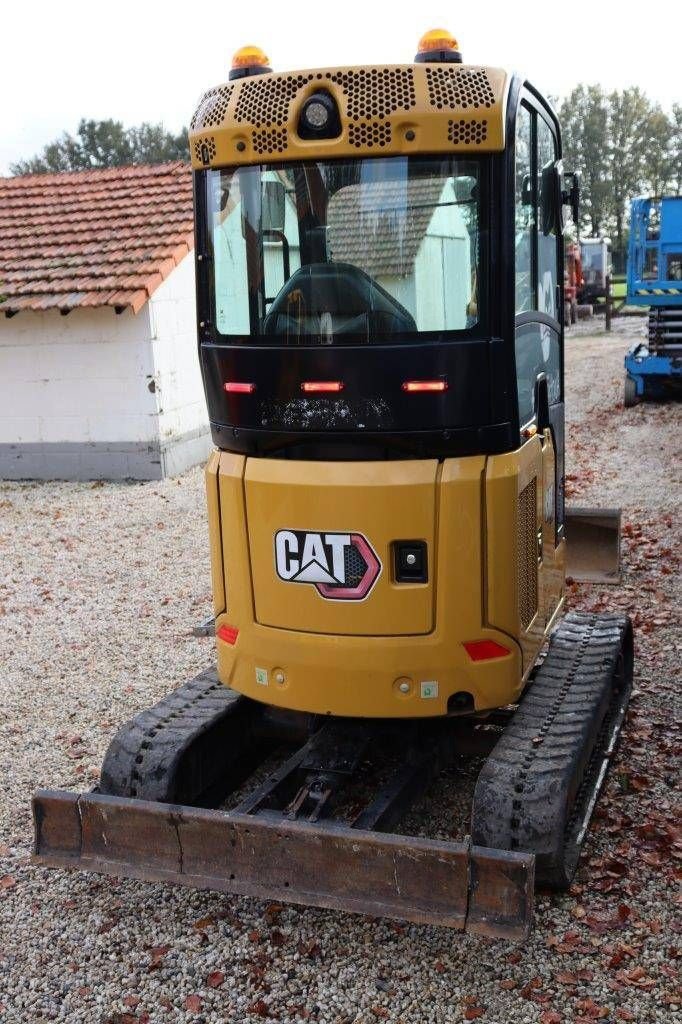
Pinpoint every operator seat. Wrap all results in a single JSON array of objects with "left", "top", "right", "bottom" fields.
[{"left": 263, "top": 262, "right": 417, "bottom": 340}]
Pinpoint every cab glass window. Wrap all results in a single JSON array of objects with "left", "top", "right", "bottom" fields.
[
  {"left": 207, "top": 156, "right": 482, "bottom": 345},
  {"left": 537, "top": 116, "right": 558, "bottom": 319},
  {"left": 515, "top": 322, "right": 561, "bottom": 425},
  {"left": 515, "top": 106, "right": 534, "bottom": 313}
]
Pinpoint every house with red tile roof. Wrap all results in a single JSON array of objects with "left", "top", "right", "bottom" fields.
[{"left": 0, "top": 162, "right": 210, "bottom": 479}]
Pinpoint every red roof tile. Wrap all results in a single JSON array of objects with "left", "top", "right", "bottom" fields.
[{"left": 0, "top": 163, "right": 193, "bottom": 314}]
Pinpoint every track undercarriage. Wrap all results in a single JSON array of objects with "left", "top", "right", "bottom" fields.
[{"left": 33, "top": 613, "right": 632, "bottom": 940}]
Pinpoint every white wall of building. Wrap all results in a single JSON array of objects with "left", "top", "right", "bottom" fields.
[
  {"left": 148, "top": 251, "right": 208, "bottom": 443},
  {"left": 0, "top": 305, "right": 156, "bottom": 445},
  {"left": 0, "top": 252, "right": 212, "bottom": 479}
]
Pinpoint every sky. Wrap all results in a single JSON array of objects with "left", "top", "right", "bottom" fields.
[{"left": 2, "top": 0, "right": 678, "bottom": 174}]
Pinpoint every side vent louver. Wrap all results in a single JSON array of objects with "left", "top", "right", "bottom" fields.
[{"left": 517, "top": 478, "right": 538, "bottom": 630}]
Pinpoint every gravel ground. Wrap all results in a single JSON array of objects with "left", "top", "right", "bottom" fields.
[{"left": 1, "top": 316, "right": 680, "bottom": 1023}]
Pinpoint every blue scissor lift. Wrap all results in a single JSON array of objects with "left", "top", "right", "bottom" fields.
[{"left": 624, "top": 196, "right": 682, "bottom": 404}]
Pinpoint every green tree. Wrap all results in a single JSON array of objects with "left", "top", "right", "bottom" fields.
[
  {"left": 641, "top": 106, "right": 677, "bottom": 197},
  {"left": 672, "top": 103, "right": 682, "bottom": 195},
  {"left": 11, "top": 119, "right": 188, "bottom": 174},
  {"left": 558, "top": 85, "right": 611, "bottom": 237},
  {"left": 607, "top": 87, "right": 651, "bottom": 254}
]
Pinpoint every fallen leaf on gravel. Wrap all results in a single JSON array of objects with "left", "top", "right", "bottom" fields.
[
  {"left": 555, "top": 971, "right": 579, "bottom": 985},
  {"left": 264, "top": 902, "right": 283, "bottom": 923},
  {"left": 296, "top": 939, "right": 321, "bottom": 959},
  {"left": 540, "top": 1013, "right": 562, "bottom": 1024},
  {"left": 371, "top": 1009, "right": 390, "bottom": 1019},
  {"left": 464, "top": 1009, "right": 485, "bottom": 1020},
  {"left": 122, "top": 995, "right": 140, "bottom": 1008},
  {"left": 248, "top": 999, "right": 271, "bottom": 1018},
  {"left": 0, "top": 873, "right": 17, "bottom": 890},
  {"left": 193, "top": 916, "right": 215, "bottom": 930},
  {"left": 270, "top": 928, "right": 286, "bottom": 947},
  {"left": 148, "top": 945, "right": 170, "bottom": 968},
  {"left": 616, "top": 966, "right": 657, "bottom": 989},
  {"left": 184, "top": 994, "right": 203, "bottom": 1013},
  {"left": 499, "top": 979, "right": 517, "bottom": 990},
  {"left": 575, "top": 997, "right": 610, "bottom": 1019},
  {"left": 248, "top": 929, "right": 261, "bottom": 942},
  {"left": 616, "top": 1011, "right": 635, "bottom": 1021},
  {"left": 207, "top": 970, "right": 225, "bottom": 988}
]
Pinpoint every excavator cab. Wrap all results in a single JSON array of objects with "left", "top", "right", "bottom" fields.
[{"left": 33, "top": 32, "right": 632, "bottom": 940}]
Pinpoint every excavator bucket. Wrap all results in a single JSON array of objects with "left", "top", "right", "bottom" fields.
[{"left": 565, "top": 507, "right": 622, "bottom": 583}]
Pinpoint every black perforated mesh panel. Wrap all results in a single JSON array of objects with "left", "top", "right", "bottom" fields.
[
  {"left": 448, "top": 118, "right": 488, "bottom": 145},
  {"left": 191, "top": 85, "right": 234, "bottom": 130},
  {"left": 328, "top": 67, "right": 415, "bottom": 121},
  {"left": 235, "top": 74, "right": 314, "bottom": 128},
  {"left": 344, "top": 542, "right": 368, "bottom": 588},
  {"left": 252, "top": 127, "right": 288, "bottom": 155},
  {"left": 348, "top": 121, "right": 392, "bottom": 148},
  {"left": 426, "top": 67, "right": 495, "bottom": 110},
  {"left": 192, "top": 136, "right": 217, "bottom": 163}
]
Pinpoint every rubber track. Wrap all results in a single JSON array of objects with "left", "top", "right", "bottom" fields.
[
  {"left": 471, "top": 611, "right": 632, "bottom": 888},
  {"left": 99, "top": 668, "right": 255, "bottom": 805}
]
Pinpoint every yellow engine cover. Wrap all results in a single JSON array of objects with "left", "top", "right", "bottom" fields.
[
  {"left": 244, "top": 458, "right": 437, "bottom": 635},
  {"left": 206, "top": 444, "right": 564, "bottom": 719}
]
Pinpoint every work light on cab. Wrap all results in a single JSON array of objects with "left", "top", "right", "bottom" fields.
[{"left": 298, "top": 91, "right": 341, "bottom": 139}]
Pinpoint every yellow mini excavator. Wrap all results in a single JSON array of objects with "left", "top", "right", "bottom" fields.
[{"left": 33, "top": 31, "right": 633, "bottom": 939}]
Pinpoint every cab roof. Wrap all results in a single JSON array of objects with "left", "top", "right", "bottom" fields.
[{"left": 189, "top": 63, "right": 509, "bottom": 170}]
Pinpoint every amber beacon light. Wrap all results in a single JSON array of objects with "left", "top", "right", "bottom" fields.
[
  {"left": 414, "top": 28, "right": 462, "bottom": 64},
  {"left": 229, "top": 44, "right": 272, "bottom": 80}
]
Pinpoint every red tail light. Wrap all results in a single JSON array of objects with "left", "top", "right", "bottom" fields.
[
  {"left": 301, "top": 381, "right": 344, "bottom": 393},
  {"left": 401, "top": 380, "right": 448, "bottom": 393},
  {"left": 224, "top": 382, "right": 256, "bottom": 394},
  {"left": 463, "top": 639, "right": 511, "bottom": 661},
  {"left": 217, "top": 624, "right": 239, "bottom": 645}
]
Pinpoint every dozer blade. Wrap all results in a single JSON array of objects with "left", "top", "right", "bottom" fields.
[
  {"left": 565, "top": 506, "right": 622, "bottom": 583},
  {"left": 33, "top": 789, "right": 534, "bottom": 940}
]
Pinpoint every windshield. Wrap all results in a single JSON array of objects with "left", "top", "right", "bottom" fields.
[{"left": 207, "top": 156, "right": 482, "bottom": 344}]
